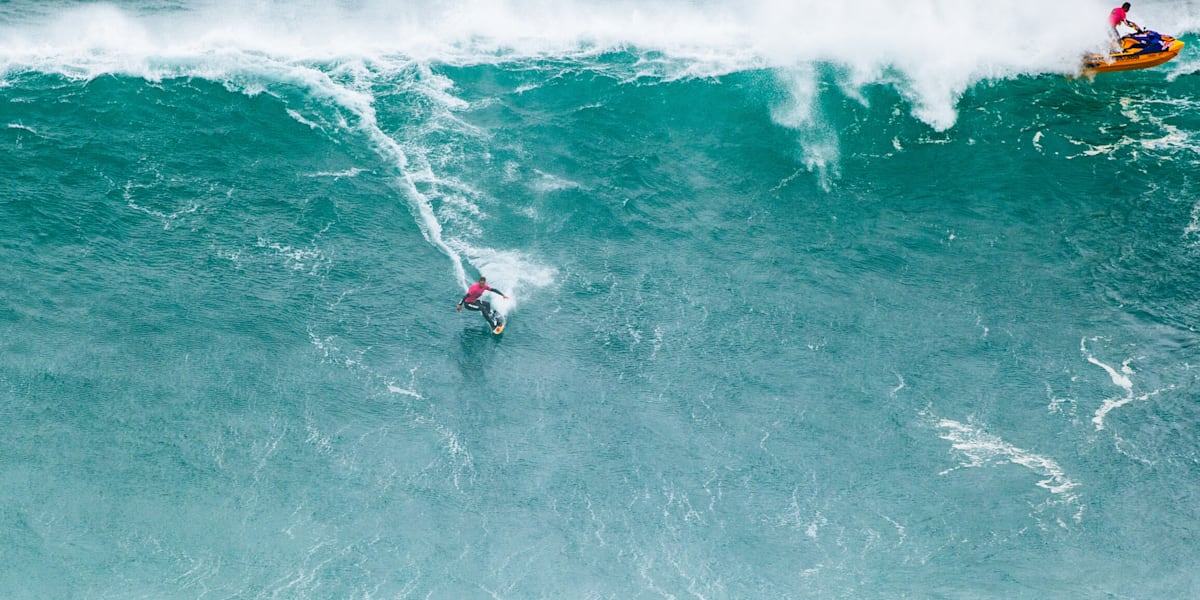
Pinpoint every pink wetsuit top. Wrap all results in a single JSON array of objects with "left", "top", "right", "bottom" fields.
[
  {"left": 1109, "top": 7, "right": 1127, "bottom": 27},
  {"left": 463, "top": 282, "right": 492, "bottom": 303}
]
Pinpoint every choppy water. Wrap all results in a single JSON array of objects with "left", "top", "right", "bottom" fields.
[{"left": 3, "top": 1, "right": 1200, "bottom": 598}]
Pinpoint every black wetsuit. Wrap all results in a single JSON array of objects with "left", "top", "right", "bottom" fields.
[{"left": 459, "top": 284, "right": 503, "bottom": 327}]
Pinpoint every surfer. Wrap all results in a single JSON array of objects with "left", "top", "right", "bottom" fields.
[
  {"left": 1109, "top": 3, "right": 1141, "bottom": 40},
  {"left": 456, "top": 276, "right": 508, "bottom": 329}
]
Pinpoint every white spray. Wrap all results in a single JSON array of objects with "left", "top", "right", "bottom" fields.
[{"left": 1, "top": 0, "right": 1196, "bottom": 296}]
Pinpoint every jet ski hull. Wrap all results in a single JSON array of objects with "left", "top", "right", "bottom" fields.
[{"left": 1083, "top": 32, "right": 1185, "bottom": 74}]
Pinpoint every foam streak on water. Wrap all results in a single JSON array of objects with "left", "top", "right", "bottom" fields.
[
  {"left": 4, "top": 1, "right": 1200, "bottom": 598},
  {"left": 935, "top": 418, "right": 1080, "bottom": 505}
]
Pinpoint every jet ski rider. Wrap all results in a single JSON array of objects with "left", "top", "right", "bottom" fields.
[{"left": 1109, "top": 3, "right": 1141, "bottom": 40}]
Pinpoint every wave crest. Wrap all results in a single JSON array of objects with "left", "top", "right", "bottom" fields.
[{"left": 6, "top": 0, "right": 1195, "bottom": 129}]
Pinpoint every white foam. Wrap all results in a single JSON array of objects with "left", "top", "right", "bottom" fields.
[
  {"left": 935, "top": 418, "right": 1080, "bottom": 506},
  {"left": 1186, "top": 199, "right": 1200, "bottom": 242},
  {"left": 1092, "top": 388, "right": 1165, "bottom": 431},
  {"left": 256, "top": 237, "right": 327, "bottom": 276},
  {"left": 1084, "top": 338, "right": 1137, "bottom": 432},
  {"left": 285, "top": 108, "right": 324, "bottom": 132},
  {"left": 454, "top": 245, "right": 559, "bottom": 316},
  {"left": 304, "top": 168, "right": 366, "bottom": 179},
  {"left": 890, "top": 372, "right": 906, "bottom": 397},
  {"left": 386, "top": 384, "right": 423, "bottom": 399},
  {"left": 2, "top": 1, "right": 1183, "bottom": 299},
  {"left": 195, "top": 55, "right": 543, "bottom": 294},
  {"left": 1079, "top": 336, "right": 1176, "bottom": 431},
  {"left": 1081, "top": 336, "right": 1134, "bottom": 431},
  {"left": 4, "top": 0, "right": 1194, "bottom": 129},
  {"left": 771, "top": 65, "right": 840, "bottom": 187},
  {"left": 1081, "top": 337, "right": 1134, "bottom": 393},
  {"left": 1063, "top": 95, "right": 1200, "bottom": 161},
  {"left": 531, "top": 170, "right": 581, "bottom": 193}
]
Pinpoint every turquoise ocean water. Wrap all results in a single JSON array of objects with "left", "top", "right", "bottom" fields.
[{"left": 3, "top": 1, "right": 1200, "bottom": 597}]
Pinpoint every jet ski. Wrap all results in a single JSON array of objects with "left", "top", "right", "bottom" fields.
[{"left": 1083, "top": 30, "right": 1185, "bottom": 74}]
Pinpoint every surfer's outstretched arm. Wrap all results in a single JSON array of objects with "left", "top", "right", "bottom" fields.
[{"left": 458, "top": 278, "right": 509, "bottom": 311}]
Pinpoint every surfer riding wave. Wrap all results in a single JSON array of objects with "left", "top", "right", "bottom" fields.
[{"left": 456, "top": 276, "right": 508, "bottom": 330}]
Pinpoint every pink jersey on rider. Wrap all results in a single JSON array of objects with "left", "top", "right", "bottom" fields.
[
  {"left": 463, "top": 282, "right": 492, "bottom": 303},
  {"left": 1109, "top": 6, "right": 1127, "bottom": 27}
]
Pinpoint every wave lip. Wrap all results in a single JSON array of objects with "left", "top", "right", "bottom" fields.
[{"left": 0, "top": 0, "right": 1148, "bottom": 129}]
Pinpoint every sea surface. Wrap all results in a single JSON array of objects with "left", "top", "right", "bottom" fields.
[{"left": 3, "top": 1, "right": 1200, "bottom": 598}]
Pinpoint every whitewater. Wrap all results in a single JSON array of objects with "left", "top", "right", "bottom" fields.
[{"left": 3, "top": 0, "right": 1200, "bottom": 598}]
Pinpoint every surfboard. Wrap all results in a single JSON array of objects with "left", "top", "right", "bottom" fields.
[{"left": 492, "top": 315, "right": 506, "bottom": 335}]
